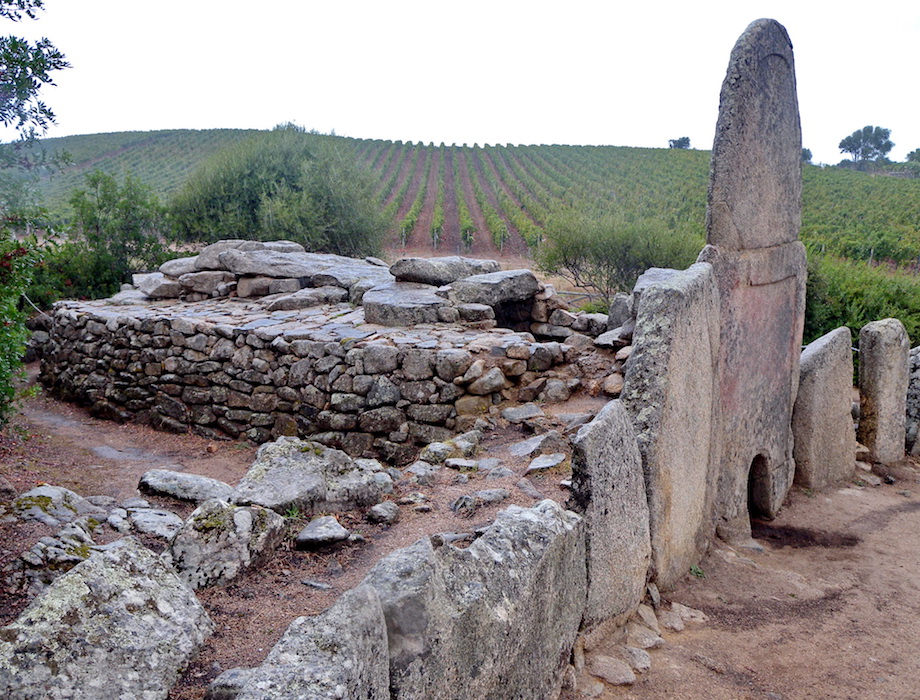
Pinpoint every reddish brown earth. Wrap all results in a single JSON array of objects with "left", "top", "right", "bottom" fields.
[
  {"left": 440, "top": 148, "right": 463, "bottom": 253},
  {"left": 469, "top": 150, "right": 530, "bottom": 257},
  {"left": 400, "top": 147, "right": 441, "bottom": 252},
  {"left": 456, "top": 149, "right": 501, "bottom": 259}
]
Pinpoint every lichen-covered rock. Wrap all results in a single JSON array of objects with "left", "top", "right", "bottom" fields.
[
  {"left": 620, "top": 263, "right": 720, "bottom": 588},
  {"left": 0, "top": 537, "right": 213, "bottom": 700},
  {"left": 362, "top": 499, "right": 585, "bottom": 700},
  {"left": 167, "top": 499, "right": 286, "bottom": 589},
  {"left": 136, "top": 272, "right": 182, "bottom": 299},
  {"left": 263, "top": 285, "right": 349, "bottom": 311},
  {"left": 569, "top": 400, "right": 651, "bottom": 640},
  {"left": 232, "top": 437, "right": 386, "bottom": 514},
  {"left": 792, "top": 327, "right": 856, "bottom": 488},
  {"left": 7, "top": 516, "right": 99, "bottom": 596},
  {"left": 294, "top": 514, "right": 351, "bottom": 549},
  {"left": 12, "top": 485, "right": 106, "bottom": 527},
  {"left": 233, "top": 585, "right": 389, "bottom": 700},
  {"left": 858, "top": 318, "right": 909, "bottom": 464},
  {"left": 139, "top": 469, "right": 234, "bottom": 503},
  {"left": 363, "top": 281, "right": 453, "bottom": 326},
  {"left": 445, "top": 269, "right": 540, "bottom": 306}
]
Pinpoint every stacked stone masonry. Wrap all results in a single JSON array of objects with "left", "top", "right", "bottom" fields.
[{"left": 40, "top": 249, "right": 609, "bottom": 465}]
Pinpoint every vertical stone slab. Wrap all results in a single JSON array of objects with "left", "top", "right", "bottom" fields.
[
  {"left": 236, "top": 585, "right": 390, "bottom": 700},
  {"left": 700, "top": 18, "right": 807, "bottom": 541},
  {"left": 792, "top": 327, "right": 856, "bottom": 488},
  {"left": 362, "top": 500, "right": 585, "bottom": 700},
  {"left": 568, "top": 400, "right": 651, "bottom": 642},
  {"left": 707, "top": 19, "right": 801, "bottom": 251},
  {"left": 620, "top": 263, "right": 720, "bottom": 590},
  {"left": 858, "top": 319, "right": 909, "bottom": 464},
  {"left": 905, "top": 347, "right": 920, "bottom": 456}
]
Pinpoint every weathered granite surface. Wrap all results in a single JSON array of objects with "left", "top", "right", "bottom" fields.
[
  {"left": 620, "top": 263, "right": 721, "bottom": 588},
  {"left": 792, "top": 327, "right": 856, "bottom": 488},
  {"left": 699, "top": 18, "right": 807, "bottom": 541},
  {"left": 858, "top": 319, "right": 909, "bottom": 464},
  {"left": 0, "top": 537, "right": 213, "bottom": 700},
  {"left": 568, "top": 400, "right": 650, "bottom": 641},
  {"left": 362, "top": 499, "right": 585, "bottom": 700}
]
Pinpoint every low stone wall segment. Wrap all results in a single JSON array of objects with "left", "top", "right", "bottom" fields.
[{"left": 40, "top": 298, "right": 586, "bottom": 465}]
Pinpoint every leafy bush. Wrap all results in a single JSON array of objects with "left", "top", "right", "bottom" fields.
[
  {"left": 537, "top": 209, "right": 702, "bottom": 303},
  {"left": 804, "top": 253, "right": 920, "bottom": 344},
  {"left": 170, "top": 128, "right": 387, "bottom": 257},
  {"left": 0, "top": 238, "right": 37, "bottom": 428}
]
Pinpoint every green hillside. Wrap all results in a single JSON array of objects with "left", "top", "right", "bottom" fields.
[
  {"left": 20, "top": 129, "right": 260, "bottom": 215},
  {"left": 17, "top": 129, "right": 920, "bottom": 269}
]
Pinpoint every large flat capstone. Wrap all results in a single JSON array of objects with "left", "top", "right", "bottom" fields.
[
  {"left": 362, "top": 281, "right": 453, "bottom": 326},
  {"left": 390, "top": 256, "right": 501, "bottom": 286}
]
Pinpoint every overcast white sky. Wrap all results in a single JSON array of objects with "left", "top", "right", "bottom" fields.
[{"left": 6, "top": 0, "right": 920, "bottom": 166}]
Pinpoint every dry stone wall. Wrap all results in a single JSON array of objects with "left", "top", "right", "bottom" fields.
[{"left": 40, "top": 284, "right": 597, "bottom": 465}]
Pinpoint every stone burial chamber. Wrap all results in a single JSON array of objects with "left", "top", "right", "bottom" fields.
[
  {"left": 10, "top": 17, "right": 900, "bottom": 700},
  {"left": 39, "top": 243, "right": 619, "bottom": 466}
]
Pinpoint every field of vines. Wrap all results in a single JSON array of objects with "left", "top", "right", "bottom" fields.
[{"left": 19, "top": 129, "right": 920, "bottom": 268}]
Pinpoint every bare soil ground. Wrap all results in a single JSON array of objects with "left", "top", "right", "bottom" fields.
[{"left": 563, "top": 476, "right": 920, "bottom": 700}]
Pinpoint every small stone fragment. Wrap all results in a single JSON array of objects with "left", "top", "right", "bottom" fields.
[
  {"left": 295, "top": 515, "right": 351, "bottom": 549},
  {"left": 367, "top": 501, "right": 400, "bottom": 525},
  {"left": 586, "top": 653, "right": 636, "bottom": 686}
]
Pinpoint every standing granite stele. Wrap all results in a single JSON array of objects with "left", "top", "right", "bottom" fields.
[
  {"left": 792, "top": 327, "right": 857, "bottom": 489},
  {"left": 858, "top": 318, "right": 909, "bottom": 464},
  {"left": 699, "top": 17, "right": 807, "bottom": 542}
]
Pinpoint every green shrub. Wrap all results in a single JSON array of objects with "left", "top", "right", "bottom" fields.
[
  {"left": 804, "top": 254, "right": 920, "bottom": 345},
  {"left": 0, "top": 238, "right": 37, "bottom": 428},
  {"left": 170, "top": 128, "right": 387, "bottom": 256},
  {"left": 537, "top": 209, "right": 702, "bottom": 304}
]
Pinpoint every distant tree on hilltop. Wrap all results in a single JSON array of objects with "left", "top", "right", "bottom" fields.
[
  {"left": 906, "top": 149, "right": 920, "bottom": 163},
  {"left": 668, "top": 137, "right": 691, "bottom": 149},
  {"left": 802, "top": 148, "right": 812, "bottom": 163},
  {"left": 839, "top": 126, "right": 893, "bottom": 166}
]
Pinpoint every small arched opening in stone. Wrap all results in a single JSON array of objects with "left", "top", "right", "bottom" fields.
[{"left": 747, "top": 453, "right": 771, "bottom": 520}]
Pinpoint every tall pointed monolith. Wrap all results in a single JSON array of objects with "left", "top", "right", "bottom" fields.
[{"left": 698, "top": 18, "right": 807, "bottom": 541}]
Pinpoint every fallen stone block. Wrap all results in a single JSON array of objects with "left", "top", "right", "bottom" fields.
[
  {"left": 0, "top": 537, "right": 213, "bottom": 700},
  {"left": 167, "top": 499, "right": 286, "bottom": 589},
  {"left": 362, "top": 499, "right": 585, "bottom": 700},
  {"left": 232, "top": 585, "right": 389, "bottom": 700},
  {"left": 139, "top": 468, "right": 234, "bottom": 503}
]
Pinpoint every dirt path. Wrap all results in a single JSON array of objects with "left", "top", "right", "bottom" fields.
[{"left": 568, "top": 479, "right": 920, "bottom": 700}]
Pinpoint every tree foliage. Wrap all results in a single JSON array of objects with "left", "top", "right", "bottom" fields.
[
  {"left": 170, "top": 128, "right": 387, "bottom": 257},
  {"left": 906, "top": 148, "right": 920, "bottom": 163},
  {"left": 668, "top": 137, "right": 690, "bottom": 149},
  {"left": 802, "top": 148, "right": 812, "bottom": 163},
  {"left": 0, "top": 238, "right": 35, "bottom": 426},
  {"left": 0, "top": 0, "right": 66, "bottom": 428},
  {"left": 838, "top": 125, "right": 894, "bottom": 164},
  {"left": 537, "top": 209, "right": 702, "bottom": 303}
]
